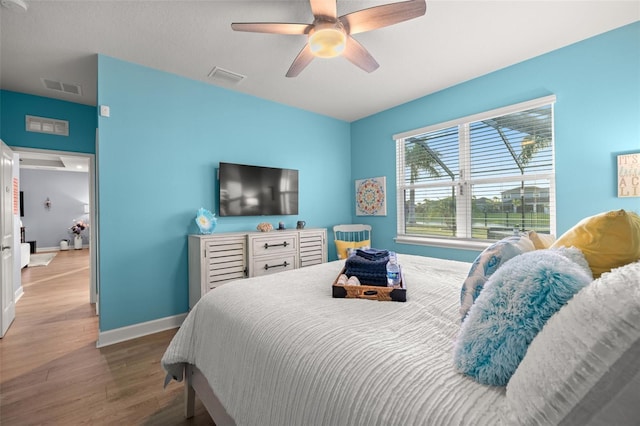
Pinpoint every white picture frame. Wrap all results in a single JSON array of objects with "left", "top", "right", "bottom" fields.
[
  {"left": 617, "top": 152, "right": 639, "bottom": 197},
  {"left": 355, "top": 176, "right": 387, "bottom": 216}
]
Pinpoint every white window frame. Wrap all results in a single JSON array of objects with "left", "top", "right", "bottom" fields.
[{"left": 393, "top": 95, "right": 556, "bottom": 251}]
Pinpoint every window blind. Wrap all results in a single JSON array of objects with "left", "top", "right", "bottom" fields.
[{"left": 396, "top": 96, "right": 556, "bottom": 243}]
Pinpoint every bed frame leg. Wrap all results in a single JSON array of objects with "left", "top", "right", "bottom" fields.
[{"left": 184, "top": 364, "right": 195, "bottom": 419}]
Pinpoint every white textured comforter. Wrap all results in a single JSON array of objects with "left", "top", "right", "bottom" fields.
[{"left": 162, "top": 254, "right": 507, "bottom": 426}]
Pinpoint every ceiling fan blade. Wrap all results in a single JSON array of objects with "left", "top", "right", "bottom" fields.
[
  {"left": 309, "top": 0, "right": 337, "bottom": 20},
  {"left": 231, "top": 22, "right": 311, "bottom": 35},
  {"left": 339, "top": 0, "right": 426, "bottom": 35},
  {"left": 343, "top": 36, "right": 379, "bottom": 73},
  {"left": 286, "top": 44, "right": 315, "bottom": 77}
]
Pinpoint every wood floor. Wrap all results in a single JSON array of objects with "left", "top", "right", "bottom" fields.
[{"left": 0, "top": 249, "right": 214, "bottom": 425}]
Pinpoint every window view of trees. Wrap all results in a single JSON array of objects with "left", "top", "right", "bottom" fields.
[{"left": 398, "top": 99, "right": 555, "bottom": 241}]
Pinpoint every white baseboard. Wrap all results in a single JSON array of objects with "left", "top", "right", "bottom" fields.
[
  {"left": 96, "top": 312, "right": 187, "bottom": 348},
  {"left": 37, "top": 246, "right": 87, "bottom": 252},
  {"left": 15, "top": 286, "right": 24, "bottom": 303},
  {"left": 38, "top": 246, "right": 60, "bottom": 252}
]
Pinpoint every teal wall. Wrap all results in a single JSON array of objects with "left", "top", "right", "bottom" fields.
[
  {"left": 0, "top": 90, "right": 96, "bottom": 153},
  {"left": 351, "top": 22, "right": 640, "bottom": 263},
  {"left": 97, "top": 55, "right": 351, "bottom": 331},
  {"left": 3, "top": 23, "right": 638, "bottom": 333}
]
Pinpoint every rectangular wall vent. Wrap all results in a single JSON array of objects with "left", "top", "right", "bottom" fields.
[
  {"left": 208, "top": 67, "right": 246, "bottom": 85},
  {"left": 26, "top": 115, "right": 69, "bottom": 136},
  {"left": 41, "top": 78, "right": 82, "bottom": 96}
]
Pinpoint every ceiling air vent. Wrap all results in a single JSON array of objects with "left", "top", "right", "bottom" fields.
[
  {"left": 41, "top": 78, "right": 83, "bottom": 96},
  {"left": 26, "top": 115, "right": 69, "bottom": 136},
  {"left": 208, "top": 67, "right": 246, "bottom": 85}
]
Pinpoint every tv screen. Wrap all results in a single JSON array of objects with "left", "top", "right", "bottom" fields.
[{"left": 219, "top": 162, "right": 299, "bottom": 217}]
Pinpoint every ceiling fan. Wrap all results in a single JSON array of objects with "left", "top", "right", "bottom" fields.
[{"left": 231, "top": 0, "right": 427, "bottom": 77}]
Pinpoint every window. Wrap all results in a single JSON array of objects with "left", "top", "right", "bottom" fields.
[{"left": 394, "top": 96, "right": 556, "bottom": 248}]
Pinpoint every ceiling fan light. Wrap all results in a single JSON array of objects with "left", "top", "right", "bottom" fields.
[{"left": 309, "top": 28, "right": 346, "bottom": 58}]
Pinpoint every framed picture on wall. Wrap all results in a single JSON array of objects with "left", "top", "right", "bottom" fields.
[
  {"left": 355, "top": 176, "right": 387, "bottom": 216},
  {"left": 617, "top": 152, "right": 639, "bottom": 197}
]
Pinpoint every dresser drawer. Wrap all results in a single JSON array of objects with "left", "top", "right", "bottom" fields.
[
  {"left": 251, "top": 253, "right": 298, "bottom": 277},
  {"left": 251, "top": 234, "right": 297, "bottom": 257}
]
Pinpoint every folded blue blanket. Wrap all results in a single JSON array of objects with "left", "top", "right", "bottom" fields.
[
  {"left": 355, "top": 248, "right": 389, "bottom": 261},
  {"left": 345, "top": 251, "right": 390, "bottom": 286},
  {"left": 346, "top": 253, "right": 389, "bottom": 269}
]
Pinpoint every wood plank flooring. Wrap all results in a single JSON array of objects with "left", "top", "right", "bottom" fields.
[{"left": 0, "top": 249, "right": 214, "bottom": 425}]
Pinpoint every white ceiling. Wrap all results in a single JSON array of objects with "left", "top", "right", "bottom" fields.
[{"left": 1, "top": 1, "right": 638, "bottom": 122}]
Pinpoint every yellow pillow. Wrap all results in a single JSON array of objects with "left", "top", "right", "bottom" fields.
[
  {"left": 335, "top": 239, "right": 371, "bottom": 260},
  {"left": 527, "top": 230, "right": 556, "bottom": 250},
  {"left": 550, "top": 209, "right": 640, "bottom": 278}
]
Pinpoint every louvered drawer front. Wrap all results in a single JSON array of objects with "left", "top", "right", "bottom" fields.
[
  {"left": 300, "top": 234, "right": 324, "bottom": 267},
  {"left": 251, "top": 235, "right": 297, "bottom": 256},
  {"left": 206, "top": 241, "right": 246, "bottom": 287}
]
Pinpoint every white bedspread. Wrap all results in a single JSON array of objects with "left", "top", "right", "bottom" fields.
[{"left": 162, "top": 254, "right": 507, "bottom": 426}]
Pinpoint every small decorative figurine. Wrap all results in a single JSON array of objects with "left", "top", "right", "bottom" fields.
[
  {"left": 257, "top": 222, "right": 273, "bottom": 232},
  {"left": 195, "top": 208, "right": 217, "bottom": 234}
]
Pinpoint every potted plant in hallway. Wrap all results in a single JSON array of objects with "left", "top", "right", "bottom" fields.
[{"left": 70, "top": 220, "right": 88, "bottom": 250}]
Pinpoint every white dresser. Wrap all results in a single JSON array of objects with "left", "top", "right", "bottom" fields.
[{"left": 188, "top": 228, "right": 327, "bottom": 308}]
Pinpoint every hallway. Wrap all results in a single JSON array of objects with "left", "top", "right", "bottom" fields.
[{"left": 0, "top": 249, "right": 212, "bottom": 425}]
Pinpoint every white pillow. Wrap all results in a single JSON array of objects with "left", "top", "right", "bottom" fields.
[{"left": 505, "top": 260, "right": 640, "bottom": 425}]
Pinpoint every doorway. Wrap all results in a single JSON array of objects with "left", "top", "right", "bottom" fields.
[{"left": 12, "top": 148, "right": 97, "bottom": 312}]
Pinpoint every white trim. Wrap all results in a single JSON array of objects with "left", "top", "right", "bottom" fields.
[
  {"left": 36, "top": 246, "right": 88, "bottom": 252},
  {"left": 90, "top": 128, "right": 98, "bottom": 307},
  {"left": 396, "top": 140, "right": 406, "bottom": 236},
  {"left": 395, "top": 235, "right": 492, "bottom": 251},
  {"left": 37, "top": 246, "right": 62, "bottom": 252},
  {"left": 13, "top": 146, "right": 98, "bottom": 317},
  {"left": 96, "top": 312, "right": 187, "bottom": 348},
  {"left": 14, "top": 286, "right": 24, "bottom": 303},
  {"left": 393, "top": 95, "right": 556, "bottom": 140}
]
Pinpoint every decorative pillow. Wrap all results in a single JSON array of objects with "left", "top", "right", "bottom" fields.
[
  {"left": 506, "top": 260, "right": 640, "bottom": 425},
  {"left": 459, "top": 235, "right": 535, "bottom": 321},
  {"left": 527, "top": 230, "right": 555, "bottom": 250},
  {"left": 550, "top": 209, "right": 640, "bottom": 278},
  {"left": 453, "top": 247, "right": 592, "bottom": 387},
  {"left": 335, "top": 239, "right": 371, "bottom": 260}
]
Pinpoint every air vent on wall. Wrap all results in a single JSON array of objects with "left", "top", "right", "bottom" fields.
[
  {"left": 26, "top": 115, "right": 69, "bottom": 136},
  {"left": 41, "top": 78, "right": 82, "bottom": 95},
  {"left": 208, "top": 67, "right": 246, "bottom": 85}
]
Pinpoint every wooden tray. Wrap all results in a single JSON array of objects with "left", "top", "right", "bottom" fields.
[{"left": 331, "top": 267, "right": 406, "bottom": 302}]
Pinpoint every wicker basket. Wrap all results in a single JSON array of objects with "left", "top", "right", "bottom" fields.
[{"left": 331, "top": 267, "right": 406, "bottom": 302}]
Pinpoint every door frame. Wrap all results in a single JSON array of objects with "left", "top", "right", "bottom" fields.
[
  {"left": 12, "top": 147, "right": 98, "bottom": 309},
  {"left": 0, "top": 140, "right": 16, "bottom": 337}
]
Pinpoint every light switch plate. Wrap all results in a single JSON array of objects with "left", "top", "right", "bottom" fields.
[{"left": 100, "top": 105, "right": 110, "bottom": 117}]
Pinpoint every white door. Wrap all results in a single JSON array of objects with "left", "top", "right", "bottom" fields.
[{"left": 0, "top": 141, "right": 15, "bottom": 337}]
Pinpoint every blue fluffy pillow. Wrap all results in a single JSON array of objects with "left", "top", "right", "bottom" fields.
[
  {"left": 453, "top": 248, "right": 593, "bottom": 387},
  {"left": 459, "top": 235, "right": 535, "bottom": 321}
]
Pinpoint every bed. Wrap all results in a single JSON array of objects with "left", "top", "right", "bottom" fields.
[{"left": 162, "top": 251, "right": 640, "bottom": 426}]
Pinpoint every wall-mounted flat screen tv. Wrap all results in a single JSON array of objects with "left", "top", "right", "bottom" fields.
[{"left": 218, "top": 162, "right": 299, "bottom": 217}]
